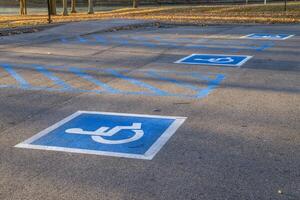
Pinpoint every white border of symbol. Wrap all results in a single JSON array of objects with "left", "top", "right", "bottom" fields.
[
  {"left": 15, "top": 111, "right": 187, "bottom": 160},
  {"left": 240, "top": 34, "right": 295, "bottom": 40},
  {"left": 175, "top": 53, "right": 253, "bottom": 67}
]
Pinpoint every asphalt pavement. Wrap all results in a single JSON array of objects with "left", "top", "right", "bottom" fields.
[{"left": 0, "top": 20, "right": 299, "bottom": 200}]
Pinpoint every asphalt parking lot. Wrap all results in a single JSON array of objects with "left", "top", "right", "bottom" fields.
[{"left": 0, "top": 20, "right": 299, "bottom": 200}]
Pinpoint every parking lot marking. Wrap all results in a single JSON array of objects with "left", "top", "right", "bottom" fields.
[
  {"left": 77, "top": 36, "right": 88, "bottom": 43},
  {"left": 69, "top": 67, "right": 120, "bottom": 94},
  {"left": 61, "top": 35, "right": 274, "bottom": 52},
  {"left": 93, "top": 35, "right": 109, "bottom": 45},
  {"left": 196, "top": 74, "right": 225, "bottom": 98},
  {"left": 0, "top": 63, "right": 226, "bottom": 99},
  {"left": 175, "top": 54, "right": 252, "bottom": 67},
  {"left": 145, "top": 71, "right": 200, "bottom": 92},
  {"left": 241, "top": 33, "right": 295, "bottom": 40},
  {"left": 15, "top": 111, "right": 186, "bottom": 160},
  {"left": 35, "top": 65, "right": 73, "bottom": 90},
  {"left": 106, "top": 68, "right": 169, "bottom": 96},
  {"left": 1, "top": 64, "right": 30, "bottom": 88},
  {"left": 60, "top": 37, "right": 68, "bottom": 44}
]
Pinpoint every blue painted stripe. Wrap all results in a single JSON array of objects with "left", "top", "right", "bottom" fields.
[
  {"left": 34, "top": 66, "right": 73, "bottom": 90},
  {"left": 110, "top": 36, "right": 130, "bottom": 45},
  {"left": 94, "top": 35, "right": 140, "bottom": 47},
  {"left": 1, "top": 64, "right": 30, "bottom": 88},
  {"left": 69, "top": 68, "right": 119, "bottom": 94},
  {"left": 145, "top": 71, "right": 200, "bottom": 92},
  {"left": 129, "top": 36, "right": 157, "bottom": 48},
  {"left": 105, "top": 69, "right": 169, "bottom": 95},
  {"left": 151, "top": 36, "right": 183, "bottom": 47},
  {"left": 196, "top": 74, "right": 225, "bottom": 98},
  {"left": 2, "top": 62, "right": 223, "bottom": 79},
  {"left": 0, "top": 83, "right": 197, "bottom": 98},
  {"left": 1, "top": 62, "right": 222, "bottom": 79},
  {"left": 60, "top": 37, "right": 68, "bottom": 43},
  {"left": 77, "top": 36, "right": 88, "bottom": 43},
  {"left": 255, "top": 42, "right": 274, "bottom": 51},
  {"left": 0, "top": 62, "right": 226, "bottom": 99},
  {"left": 93, "top": 35, "right": 109, "bottom": 44}
]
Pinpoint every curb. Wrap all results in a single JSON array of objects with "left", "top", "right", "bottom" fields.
[{"left": 0, "top": 20, "right": 161, "bottom": 38}]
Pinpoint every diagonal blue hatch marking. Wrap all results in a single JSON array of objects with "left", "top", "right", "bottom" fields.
[
  {"left": 105, "top": 69, "right": 169, "bottom": 96},
  {"left": 0, "top": 63, "right": 30, "bottom": 88}
]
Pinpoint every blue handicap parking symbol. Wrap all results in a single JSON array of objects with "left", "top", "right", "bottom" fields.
[
  {"left": 175, "top": 54, "right": 252, "bottom": 67},
  {"left": 242, "top": 33, "right": 294, "bottom": 40},
  {"left": 15, "top": 111, "right": 186, "bottom": 160}
]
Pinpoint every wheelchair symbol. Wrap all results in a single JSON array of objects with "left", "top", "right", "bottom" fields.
[
  {"left": 65, "top": 123, "right": 144, "bottom": 144},
  {"left": 194, "top": 57, "right": 234, "bottom": 64},
  {"left": 261, "top": 35, "right": 277, "bottom": 38},
  {"left": 253, "top": 35, "right": 280, "bottom": 39}
]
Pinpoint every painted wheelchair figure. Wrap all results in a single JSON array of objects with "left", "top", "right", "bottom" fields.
[{"left": 66, "top": 123, "right": 144, "bottom": 144}]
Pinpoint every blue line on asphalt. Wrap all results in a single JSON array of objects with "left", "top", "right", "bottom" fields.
[
  {"left": 110, "top": 36, "right": 130, "bottom": 45},
  {"left": 61, "top": 35, "right": 273, "bottom": 52},
  {"left": 145, "top": 71, "right": 200, "bottom": 92},
  {"left": 34, "top": 65, "right": 73, "bottom": 90},
  {"left": 0, "top": 62, "right": 225, "bottom": 99},
  {"left": 256, "top": 42, "right": 274, "bottom": 51},
  {"left": 94, "top": 35, "right": 149, "bottom": 48},
  {"left": 77, "top": 36, "right": 88, "bottom": 43},
  {"left": 105, "top": 68, "right": 169, "bottom": 96},
  {"left": 69, "top": 67, "right": 120, "bottom": 94},
  {"left": 92, "top": 35, "right": 109, "bottom": 45},
  {"left": 173, "top": 38, "right": 195, "bottom": 43},
  {"left": 196, "top": 74, "right": 225, "bottom": 98},
  {"left": 129, "top": 36, "right": 157, "bottom": 48},
  {"left": 0, "top": 63, "right": 30, "bottom": 88},
  {"left": 150, "top": 36, "right": 179, "bottom": 47},
  {"left": 60, "top": 37, "right": 68, "bottom": 43}
]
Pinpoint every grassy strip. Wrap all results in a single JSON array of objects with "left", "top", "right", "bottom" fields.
[{"left": 0, "top": 2, "right": 300, "bottom": 29}]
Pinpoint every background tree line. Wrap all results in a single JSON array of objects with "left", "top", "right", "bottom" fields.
[{"left": 19, "top": 0, "right": 140, "bottom": 15}]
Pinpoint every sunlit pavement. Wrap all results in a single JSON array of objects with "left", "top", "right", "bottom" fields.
[{"left": 0, "top": 20, "right": 299, "bottom": 200}]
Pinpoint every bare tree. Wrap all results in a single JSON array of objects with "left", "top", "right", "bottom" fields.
[
  {"left": 133, "top": 0, "right": 139, "bottom": 8},
  {"left": 19, "top": 0, "right": 27, "bottom": 15},
  {"left": 71, "top": 0, "right": 77, "bottom": 13},
  {"left": 63, "top": 0, "right": 68, "bottom": 16},
  {"left": 88, "top": 0, "right": 94, "bottom": 14}
]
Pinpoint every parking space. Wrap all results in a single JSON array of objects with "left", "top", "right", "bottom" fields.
[
  {"left": 60, "top": 29, "right": 276, "bottom": 53},
  {"left": 0, "top": 21, "right": 299, "bottom": 200},
  {"left": 0, "top": 62, "right": 225, "bottom": 99}
]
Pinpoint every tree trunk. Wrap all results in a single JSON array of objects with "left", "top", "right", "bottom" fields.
[
  {"left": 50, "top": 0, "right": 57, "bottom": 15},
  {"left": 71, "top": 0, "right": 77, "bottom": 13},
  {"left": 133, "top": 0, "right": 139, "bottom": 8},
  {"left": 24, "top": 0, "right": 27, "bottom": 15},
  {"left": 88, "top": 0, "right": 94, "bottom": 14},
  {"left": 19, "top": 0, "right": 26, "bottom": 15},
  {"left": 63, "top": 0, "right": 68, "bottom": 16}
]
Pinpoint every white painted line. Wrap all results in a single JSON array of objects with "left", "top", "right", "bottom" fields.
[
  {"left": 144, "top": 117, "right": 186, "bottom": 159},
  {"left": 283, "top": 35, "right": 295, "bottom": 40},
  {"left": 240, "top": 34, "right": 295, "bottom": 40},
  {"left": 15, "top": 111, "right": 81, "bottom": 145},
  {"left": 235, "top": 56, "right": 253, "bottom": 67},
  {"left": 15, "top": 143, "right": 153, "bottom": 160},
  {"left": 240, "top": 34, "right": 255, "bottom": 39}
]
